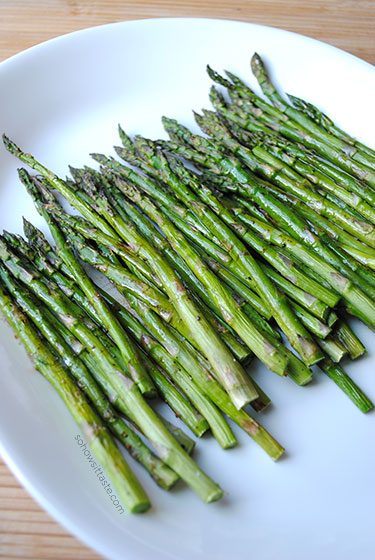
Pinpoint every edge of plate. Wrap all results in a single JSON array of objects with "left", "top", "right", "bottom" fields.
[{"left": 0, "top": 16, "right": 374, "bottom": 560}]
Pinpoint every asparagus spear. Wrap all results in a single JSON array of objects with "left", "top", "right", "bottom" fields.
[
  {"left": 99, "top": 175, "right": 310, "bottom": 387},
  {"left": 25, "top": 192, "right": 252, "bottom": 366},
  {"left": 161, "top": 201, "right": 330, "bottom": 322},
  {"left": 257, "top": 131, "right": 375, "bottom": 206},
  {"left": 341, "top": 245, "right": 375, "bottom": 271},
  {"left": 159, "top": 120, "right": 341, "bottom": 307},
  {"left": 319, "top": 359, "right": 373, "bottom": 413},
  {"left": 168, "top": 140, "right": 373, "bottom": 327},
  {"left": 254, "top": 139, "right": 375, "bottom": 225},
  {"left": 105, "top": 140, "right": 322, "bottom": 367},
  {"left": 74, "top": 170, "right": 261, "bottom": 408},
  {"left": 209, "top": 55, "right": 375, "bottom": 184},
  {"left": 286, "top": 93, "right": 375, "bottom": 161},
  {"left": 250, "top": 144, "right": 375, "bottom": 247},
  {"left": 2, "top": 135, "right": 118, "bottom": 236},
  {"left": 20, "top": 169, "right": 157, "bottom": 398},
  {"left": 157, "top": 419, "right": 196, "bottom": 455},
  {"left": 2, "top": 228, "right": 143, "bottom": 383},
  {"left": 230, "top": 204, "right": 375, "bottom": 328},
  {"left": 250, "top": 53, "right": 375, "bottom": 173},
  {"left": 291, "top": 303, "right": 331, "bottom": 339},
  {"left": 233, "top": 190, "right": 375, "bottom": 302},
  {"left": 0, "top": 277, "right": 151, "bottom": 513},
  {"left": 110, "top": 298, "right": 238, "bottom": 449},
  {"left": 248, "top": 178, "right": 375, "bottom": 268},
  {"left": 334, "top": 320, "right": 366, "bottom": 360},
  {"left": 113, "top": 178, "right": 297, "bottom": 373},
  {"left": 0, "top": 263, "right": 179, "bottom": 490},
  {"left": 157, "top": 138, "right": 373, "bottom": 325},
  {"left": 17, "top": 142, "right": 254, "bottom": 409},
  {"left": 143, "top": 361, "right": 210, "bottom": 439},
  {"left": 0, "top": 235, "right": 223, "bottom": 503},
  {"left": 81, "top": 348, "right": 197, "bottom": 455},
  {"left": 19, "top": 204, "right": 225, "bottom": 442},
  {"left": 11, "top": 220, "right": 174, "bottom": 326},
  {"left": 49, "top": 211, "right": 175, "bottom": 323},
  {"left": 109, "top": 293, "right": 284, "bottom": 459},
  {"left": 317, "top": 337, "right": 348, "bottom": 363},
  {"left": 23, "top": 211, "right": 164, "bottom": 289},
  {"left": 102, "top": 186, "right": 254, "bottom": 364},
  {"left": 193, "top": 108, "right": 375, "bottom": 252}
]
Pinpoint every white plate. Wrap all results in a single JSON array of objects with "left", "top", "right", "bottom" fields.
[{"left": 0, "top": 18, "right": 374, "bottom": 560}]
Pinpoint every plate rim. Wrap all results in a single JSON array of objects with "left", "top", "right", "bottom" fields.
[{"left": 0, "top": 16, "right": 374, "bottom": 560}]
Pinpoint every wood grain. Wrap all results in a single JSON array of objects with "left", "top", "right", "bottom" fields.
[
  {"left": 0, "top": 1, "right": 374, "bottom": 64},
  {"left": 0, "top": 460, "right": 102, "bottom": 558},
  {"left": 0, "top": 2, "right": 374, "bottom": 559}
]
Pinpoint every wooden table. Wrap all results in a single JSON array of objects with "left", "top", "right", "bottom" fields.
[{"left": 0, "top": 2, "right": 374, "bottom": 559}]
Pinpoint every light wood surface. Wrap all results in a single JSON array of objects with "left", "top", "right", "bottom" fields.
[
  {"left": 0, "top": 2, "right": 374, "bottom": 559},
  {"left": 0, "top": 1, "right": 375, "bottom": 64}
]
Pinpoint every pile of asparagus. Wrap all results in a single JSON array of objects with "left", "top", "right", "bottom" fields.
[{"left": 1, "top": 52, "right": 374, "bottom": 513}]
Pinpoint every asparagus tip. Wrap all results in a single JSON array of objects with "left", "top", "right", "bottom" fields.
[
  {"left": 250, "top": 52, "right": 264, "bottom": 75},
  {"left": 90, "top": 152, "right": 109, "bottom": 165},
  {"left": 17, "top": 167, "right": 30, "bottom": 183},
  {"left": 2, "top": 133, "right": 19, "bottom": 155}
]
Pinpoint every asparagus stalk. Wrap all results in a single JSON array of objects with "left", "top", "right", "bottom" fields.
[
  {"left": 256, "top": 132, "right": 375, "bottom": 208},
  {"left": 167, "top": 207, "right": 330, "bottom": 323},
  {"left": 228, "top": 92, "right": 375, "bottom": 187},
  {"left": 287, "top": 93, "right": 375, "bottom": 159},
  {"left": 106, "top": 140, "right": 322, "bottom": 367},
  {"left": 159, "top": 120, "right": 340, "bottom": 309},
  {"left": 250, "top": 144, "right": 375, "bottom": 247},
  {"left": 48, "top": 154, "right": 256, "bottom": 406},
  {"left": 2, "top": 229, "right": 142, "bottom": 382},
  {"left": 27, "top": 190, "right": 252, "bottom": 366},
  {"left": 206, "top": 64, "right": 287, "bottom": 124},
  {"left": 2, "top": 135, "right": 118, "bottom": 236},
  {"left": 233, "top": 191, "right": 375, "bottom": 303},
  {"left": 319, "top": 359, "right": 373, "bottom": 413},
  {"left": 86, "top": 171, "right": 256, "bottom": 403},
  {"left": 0, "top": 277, "right": 151, "bottom": 513},
  {"left": 20, "top": 169, "right": 157, "bottom": 398},
  {"left": 210, "top": 55, "right": 375, "bottom": 185},
  {"left": 69, "top": 168, "right": 260, "bottom": 409},
  {"left": 256, "top": 187, "right": 375, "bottom": 299},
  {"left": 23, "top": 211, "right": 164, "bottom": 289},
  {"left": 50, "top": 211, "right": 175, "bottom": 323},
  {"left": 341, "top": 245, "right": 375, "bottom": 271},
  {"left": 250, "top": 179, "right": 375, "bottom": 267},
  {"left": 334, "top": 320, "right": 366, "bottom": 360},
  {"left": 95, "top": 178, "right": 310, "bottom": 388},
  {"left": 0, "top": 236, "right": 223, "bottom": 502},
  {"left": 0, "top": 263, "right": 179, "bottom": 490},
  {"left": 106, "top": 188, "right": 255, "bottom": 363},
  {"left": 254, "top": 140, "right": 375, "bottom": 225},
  {"left": 81, "top": 349, "right": 196, "bottom": 455},
  {"left": 258, "top": 261, "right": 330, "bottom": 320},
  {"left": 155, "top": 418, "right": 195, "bottom": 455},
  {"left": 116, "top": 304, "right": 238, "bottom": 449},
  {"left": 194, "top": 108, "right": 375, "bottom": 252},
  {"left": 317, "top": 337, "right": 348, "bottom": 363},
  {"left": 291, "top": 302, "right": 331, "bottom": 339},
  {"left": 230, "top": 205, "right": 375, "bottom": 328},
  {"left": 143, "top": 361, "right": 210, "bottom": 439},
  {"left": 114, "top": 179, "right": 295, "bottom": 373},
  {"left": 250, "top": 53, "right": 375, "bottom": 172},
  {"left": 102, "top": 290, "right": 283, "bottom": 457},
  {"left": 19, "top": 199, "right": 229, "bottom": 443}
]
